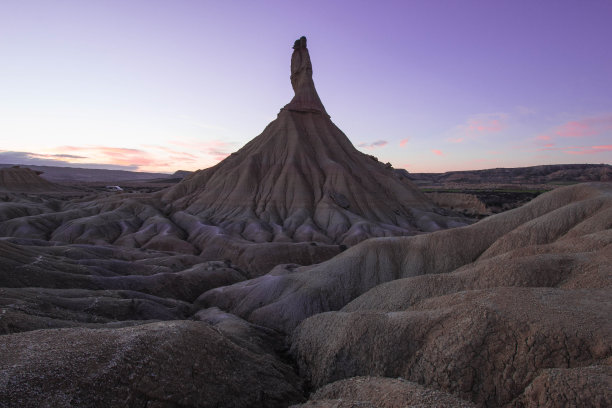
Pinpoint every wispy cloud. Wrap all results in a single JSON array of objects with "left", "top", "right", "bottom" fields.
[
  {"left": 539, "top": 113, "right": 612, "bottom": 140},
  {"left": 0, "top": 150, "right": 140, "bottom": 170},
  {"left": 399, "top": 138, "right": 410, "bottom": 147},
  {"left": 167, "top": 139, "right": 235, "bottom": 161},
  {"left": 48, "top": 153, "right": 88, "bottom": 159},
  {"left": 564, "top": 145, "right": 612, "bottom": 155},
  {"left": 56, "top": 146, "right": 161, "bottom": 167},
  {"left": 445, "top": 112, "right": 508, "bottom": 143},
  {"left": 2, "top": 138, "right": 240, "bottom": 173},
  {"left": 143, "top": 145, "right": 199, "bottom": 163},
  {"left": 358, "top": 140, "right": 388, "bottom": 150},
  {"left": 520, "top": 113, "right": 612, "bottom": 162},
  {"left": 466, "top": 117, "right": 504, "bottom": 134},
  {"left": 432, "top": 149, "right": 444, "bottom": 156},
  {"left": 532, "top": 144, "right": 612, "bottom": 155},
  {"left": 555, "top": 121, "right": 594, "bottom": 138}
]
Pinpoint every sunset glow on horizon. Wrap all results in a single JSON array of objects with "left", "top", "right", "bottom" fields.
[{"left": 1, "top": 0, "right": 611, "bottom": 173}]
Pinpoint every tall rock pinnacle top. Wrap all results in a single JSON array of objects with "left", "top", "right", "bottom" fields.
[{"left": 284, "top": 36, "right": 328, "bottom": 115}]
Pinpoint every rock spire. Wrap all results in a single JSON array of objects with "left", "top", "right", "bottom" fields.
[
  {"left": 284, "top": 36, "right": 328, "bottom": 115},
  {"left": 160, "top": 35, "right": 466, "bottom": 258}
]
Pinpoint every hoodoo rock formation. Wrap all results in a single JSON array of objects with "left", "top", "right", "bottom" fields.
[{"left": 162, "top": 36, "right": 465, "bottom": 250}]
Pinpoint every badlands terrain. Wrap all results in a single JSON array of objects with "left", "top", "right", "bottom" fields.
[{"left": 1, "top": 37, "right": 610, "bottom": 407}]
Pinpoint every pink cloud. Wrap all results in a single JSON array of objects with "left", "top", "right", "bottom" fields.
[
  {"left": 553, "top": 114, "right": 612, "bottom": 138},
  {"left": 531, "top": 143, "right": 612, "bottom": 155},
  {"left": 530, "top": 114, "right": 612, "bottom": 154},
  {"left": 358, "top": 140, "right": 388, "bottom": 150},
  {"left": 432, "top": 149, "right": 444, "bottom": 156},
  {"left": 399, "top": 138, "right": 410, "bottom": 147},
  {"left": 143, "top": 145, "right": 199, "bottom": 162},
  {"left": 447, "top": 113, "right": 508, "bottom": 143},
  {"left": 42, "top": 141, "right": 239, "bottom": 172},
  {"left": 56, "top": 146, "right": 157, "bottom": 166},
  {"left": 167, "top": 139, "right": 236, "bottom": 162},
  {"left": 98, "top": 148, "right": 159, "bottom": 166},
  {"left": 564, "top": 144, "right": 612, "bottom": 155},
  {"left": 467, "top": 118, "right": 504, "bottom": 134},
  {"left": 555, "top": 121, "right": 595, "bottom": 138},
  {"left": 50, "top": 145, "right": 181, "bottom": 170}
]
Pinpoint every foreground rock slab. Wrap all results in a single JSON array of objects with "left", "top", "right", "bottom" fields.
[
  {"left": 291, "top": 376, "right": 475, "bottom": 407},
  {"left": 0, "top": 320, "right": 304, "bottom": 408},
  {"left": 291, "top": 288, "right": 611, "bottom": 406}
]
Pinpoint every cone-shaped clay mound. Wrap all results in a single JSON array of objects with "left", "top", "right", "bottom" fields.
[
  {"left": 163, "top": 37, "right": 464, "bottom": 245},
  {"left": 0, "top": 166, "right": 71, "bottom": 193}
]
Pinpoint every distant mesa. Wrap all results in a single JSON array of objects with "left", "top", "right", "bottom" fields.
[{"left": 407, "top": 163, "right": 612, "bottom": 186}]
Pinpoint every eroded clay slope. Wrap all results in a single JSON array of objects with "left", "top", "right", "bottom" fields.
[
  {"left": 0, "top": 238, "right": 246, "bottom": 333},
  {"left": 0, "top": 320, "right": 304, "bottom": 408},
  {"left": 279, "top": 182, "right": 611, "bottom": 407},
  {"left": 198, "top": 182, "right": 611, "bottom": 333}
]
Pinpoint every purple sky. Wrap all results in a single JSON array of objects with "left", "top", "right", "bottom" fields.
[{"left": 1, "top": 0, "right": 611, "bottom": 173}]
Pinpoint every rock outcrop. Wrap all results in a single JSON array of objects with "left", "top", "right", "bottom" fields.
[
  {"left": 284, "top": 36, "right": 328, "bottom": 115},
  {"left": 0, "top": 238, "right": 247, "bottom": 334},
  {"left": 160, "top": 36, "right": 467, "bottom": 248},
  {"left": 0, "top": 320, "right": 304, "bottom": 407},
  {"left": 291, "top": 376, "right": 476, "bottom": 407},
  {"left": 0, "top": 166, "right": 71, "bottom": 193},
  {"left": 425, "top": 191, "right": 489, "bottom": 216}
]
